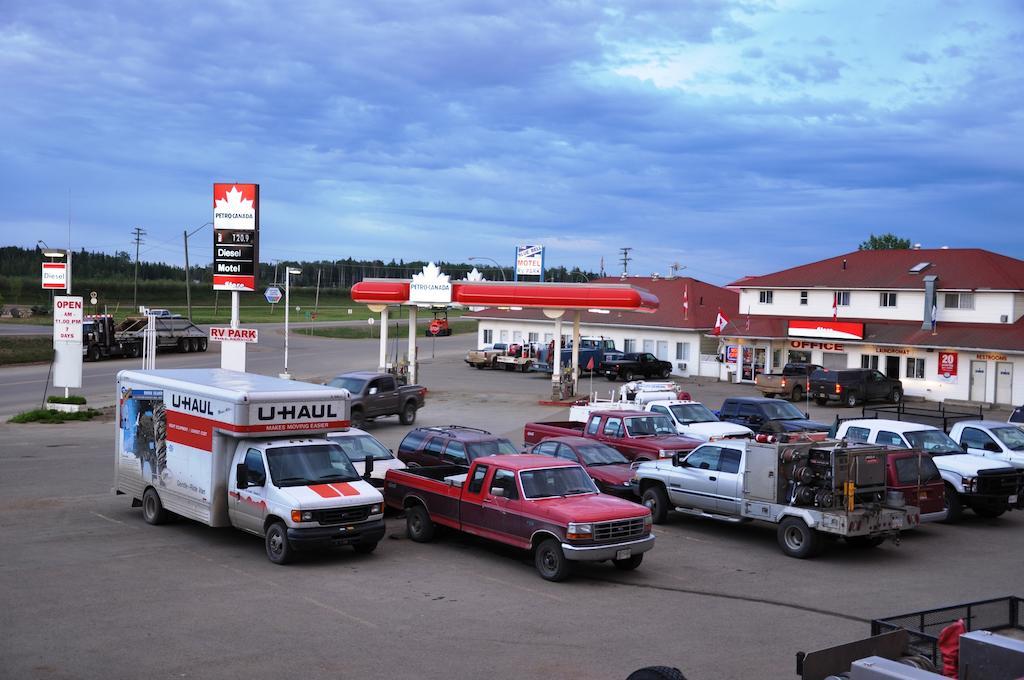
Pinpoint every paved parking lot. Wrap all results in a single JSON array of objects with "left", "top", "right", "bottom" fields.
[{"left": 1, "top": 339, "right": 1021, "bottom": 679}]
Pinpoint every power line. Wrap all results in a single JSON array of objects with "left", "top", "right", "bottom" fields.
[
  {"left": 619, "top": 247, "right": 632, "bottom": 275},
  {"left": 131, "top": 226, "right": 146, "bottom": 308}
]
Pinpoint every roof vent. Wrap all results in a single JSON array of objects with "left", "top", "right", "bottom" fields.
[
  {"left": 913, "top": 243, "right": 922, "bottom": 249},
  {"left": 651, "top": 272, "right": 660, "bottom": 280},
  {"left": 909, "top": 262, "right": 931, "bottom": 273}
]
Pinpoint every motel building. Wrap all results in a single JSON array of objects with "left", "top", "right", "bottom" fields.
[
  {"left": 468, "top": 276, "right": 738, "bottom": 380},
  {"left": 716, "top": 248, "right": 1024, "bottom": 406}
]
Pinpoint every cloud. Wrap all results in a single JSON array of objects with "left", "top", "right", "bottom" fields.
[{"left": 904, "top": 50, "right": 933, "bottom": 64}]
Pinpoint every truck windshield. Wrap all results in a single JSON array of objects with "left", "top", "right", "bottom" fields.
[
  {"left": 266, "top": 443, "right": 361, "bottom": 487},
  {"left": 903, "top": 431, "right": 961, "bottom": 455},
  {"left": 576, "top": 443, "right": 629, "bottom": 466},
  {"left": 520, "top": 466, "right": 598, "bottom": 498},
  {"left": 327, "top": 376, "right": 367, "bottom": 393},
  {"left": 991, "top": 426, "right": 1024, "bottom": 451},
  {"left": 761, "top": 402, "right": 806, "bottom": 420},
  {"left": 332, "top": 434, "right": 395, "bottom": 462},
  {"left": 668, "top": 404, "right": 718, "bottom": 424},
  {"left": 467, "top": 439, "right": 519, "bottom": 459},
  {"left": 624, "top": 415, "right": 677, "bottom": 436}
]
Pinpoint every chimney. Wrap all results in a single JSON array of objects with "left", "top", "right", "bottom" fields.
[
  {"left": 842, "top": 259, "right": 847, "bottom": 270},
  {"left": 922, "top": 275, "right": 938, "bottom": 330}
]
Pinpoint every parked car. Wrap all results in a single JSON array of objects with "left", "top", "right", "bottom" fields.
[
  {"left": 755, "top": 363, "right": 823, "bottom": 401},
  {"left": 397, "top": 425, "right": 519, "bottom": 468},
  {"left": 644, "top": 400, "right": 753, "bottom": 441},
  {"left": 885, "top": 450, "right": 948, "bottom": 523},
  {"left": 599, "top": 352, "right": 673, "bottom": 382},
  {"left": 949, "top": 420, "right": 1024, "bottom": 469},
  {"left": 529, "top": 436, "right": 637, "bottom": 498},
  {"left": 383, "top": 455, "right": 654, "bottom": 581},
  {"left": 326, "top": 371, "right": 426, "bottom": 428},
  {"left": 717, "top": 397, "right": 831, "bottom": 435},
  {"left": 836, "top": 419, "right": 1023, "bottom": 521},
  {"left": 524, "top": 411, "right": 702, "bottom": 462},
  {"left": 326, "top": 427, "right": 407, "bottom": 489},
  {"left": 809, "top": 368, "right": 904, "bottom": 407}
]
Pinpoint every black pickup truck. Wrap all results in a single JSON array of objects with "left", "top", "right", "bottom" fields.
[
  {"left": 599, "top": 352, "right": 673, "bottom": 381},
  {"left": 717, "top": 397, "right": 830, "bottom": 435},
  {"left": 326, "top": 371, "right": 427, "bottom": 428},
  {"left": 809, "top": 368, "right": 903, "bottom": 407}
]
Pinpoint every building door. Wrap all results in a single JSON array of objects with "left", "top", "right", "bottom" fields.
[
  {"left": 656, "top": 340, "right": 669, "bottom": 361},
  {"left": 643, "top": 339, "right": 655, "bottom": 354},
  {"left": 822, "top": 352, "right": 848, "bottom": 370},
  {"left": 969, "top": 361, "right": 987, "bottom": 402},
  {"left": 753, "top": 347, "right": 767, "bottom": 379},
  {"left": 884, "top": 355, "right": 900, "bottom": 379},
  {"left": 995, "top": 362, "right": 1013, "bottom": 405}
]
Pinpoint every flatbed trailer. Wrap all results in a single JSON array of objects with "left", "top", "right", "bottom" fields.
[{"left": 84, "top": 314, "right": 208, "bottom": 361}]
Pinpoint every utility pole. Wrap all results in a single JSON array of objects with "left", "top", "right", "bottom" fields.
[
  {"left": 183, "top": 229, "right": 191, "bottom": 321},
  {"left": 619, "top": 247, "right": 632, "bottom": 275},
  {"left": 314, "top": 268, "right": 321, "bottom": 313},
  {"left": 132, "top": 227, "right": 146, "bottom": 309}
]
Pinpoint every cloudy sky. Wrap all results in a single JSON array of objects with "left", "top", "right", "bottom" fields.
[{"left": 2, "top": 1, "right": 1022, "bottom": 284}]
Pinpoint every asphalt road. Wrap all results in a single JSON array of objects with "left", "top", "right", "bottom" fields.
[{"left": 2, "top": 349, "right": 1022, "bottom": 679}]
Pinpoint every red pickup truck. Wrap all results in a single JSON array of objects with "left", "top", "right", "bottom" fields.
[
  {"left": 383, "top": 455, "right": 654, "bottom": 581},
  {"left": 524, "top": 410, "right": 702, "bottom": 462}
]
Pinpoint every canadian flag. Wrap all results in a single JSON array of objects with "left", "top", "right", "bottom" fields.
[
  {"left": 683, "top": 285, "right": 689, "bottom": 320},
  {"left": 832, "top": 292, "right": 838, "bottom": 321},
  {"left": 713, "top": 308, "right": 729, "bottom": 336}
]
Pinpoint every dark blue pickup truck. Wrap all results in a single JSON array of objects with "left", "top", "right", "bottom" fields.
[{"left": 717, "top": 397, "right": 830, "bottom": 435}]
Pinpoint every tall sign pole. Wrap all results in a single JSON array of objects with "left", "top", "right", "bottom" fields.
[{"left": 213, "top": 183, "right": 259, "bottom": 371}]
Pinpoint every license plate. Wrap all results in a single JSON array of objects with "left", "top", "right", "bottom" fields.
[
  {"left": 892, "top": 517, "right": 903, "bottom": 528},
  {"left": 615, "top": 549, "right": 631, "bottom": 560},
  {"left": 1010, "top": 495, "right": 1018, "bottom": 505}
]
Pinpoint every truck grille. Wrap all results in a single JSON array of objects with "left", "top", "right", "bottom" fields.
[
  {"left": 593, "top": 517, "right": 646, "bottom": 542},
  {"left": 317, "top": 505, "right": 372, "bottom": 525},
  {"left": 976, "top": 470, "right": 1022, "bottom": 496}
]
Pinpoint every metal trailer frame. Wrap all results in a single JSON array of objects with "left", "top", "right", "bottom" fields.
[{"left": 860, "top": 402, "right": 985, "bottom": 432}]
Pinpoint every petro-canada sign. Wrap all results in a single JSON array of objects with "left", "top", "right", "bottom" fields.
[
  {"left": 213, "top": 183, "right": 259, "bottom": 292},
  {"left": 409, "top": 263, "right": 452, "bottom": 305}
]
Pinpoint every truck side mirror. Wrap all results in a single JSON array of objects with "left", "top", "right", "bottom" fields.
[
  {"left": 961, "top": 441, "right": 969, "bottom": 452},
  {"left": 363, "top": 454, "right": 375, "bottom": 480},
  {"left": 368, "top": 387, "right": 378, "bottom": 395},
  {"left": 672, "top": 453, "right": 682, "bottom": 467},
  {"left": 235, "top": 463, "right": 249, "bottom": 490},
  {"left": 490, "top": 486, "right": 507, "bottom": 498},
  {"left": 804, "top": 412, "right": 810, "bottom": 420}
]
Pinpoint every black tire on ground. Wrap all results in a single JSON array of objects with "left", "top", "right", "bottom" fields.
[
  {"left": 660, "top": 368, "right": 671, "bottom": 378},
  {"left": 264, "top": 521, "right": 293, "bottom": 565},
  {"left": 128, "top": 343, "right": 141, "bottom": 358},
  {"left": 791, "top": 385, "right": 804, "bottom": 402},
  {"left": 845, "top": 535, "right": 885, "bottom": 548},
  {"left": 399, "top": 401, "right": 417, "bottom": 425},
  {"left": 890, "top": 388, "right": 903, "bottom": 404},
  {"left": 198, "top": 338, "right": 208, "bottom": 352},
  {"left": 845, "top": 392, "right": 859, "bottom": 408},
  {"left": 623, "top": 370, "right": 635, "bottom": 382},
  {"left": 178, "top": 338, "right": 190, "bottom": 353},
  {"left": 626, "top": 667, "right": 688, "bottom": 680},
  {"left": 973, "top": 505, "right": 1006, "bottom": 519},
  {"left": 475, "top": 364, "right": 485, "bottom": 369},
  {"left": 942, "top": 484, "right": 963, "bottom": 523},
  {"left": 350, "top": 407, "right": 365, "bottom": 429},
  {"left": 777, "top": 517, "right": 822, "bottom": 558},
  {"left": 353, "top": 542, "right": 378, "bottom": 554},
  {"left": 642, "top": 485, "right": 669, "bottom": 524},
  {"left": 534, "top": 538, "right": 572, "bottom": 582},
  {"left": 88, "top": 345, "right": 101, "bottom": 362},
  {"left": 613, "top": 553, "right": 644, "bottom": 570},
  {"left": 520, "top": 362, "right": 531, "bottom": 372},
  {"left": 815, "top": 397, "right": 827, "bottom": 406},
  {"left": 406, "top": 505, "right": 435, "bottom": 542},
  {"left": 142, "top": 487, "right": 168, "bottom": 525}
]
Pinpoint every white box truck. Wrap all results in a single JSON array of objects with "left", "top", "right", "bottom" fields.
[{"left": 115, "top": 369, "right": 385, "bottom": 564}]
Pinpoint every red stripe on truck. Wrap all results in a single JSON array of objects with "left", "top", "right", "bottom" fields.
[
  {"left": 163, "top": 410, "right": 351, "bottom": 452},
  {"left": 328, "top": 483, "right": 359, "bottom": 497},
  {"left": 309, "top": 484, "right": 340, "bottom": 498}
]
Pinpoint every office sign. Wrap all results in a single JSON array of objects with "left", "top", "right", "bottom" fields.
[
  {"left": 209, "top": 327, "right": 258, "bottom": 343},
  {"left": 41, "top": 262, "right": 67, "bottom": 290},
  {"left": 516, "top": 244, "right": 544, "bottom": 277},
  {"left": 53, "top": 296, "right": 83, "bottom": 388},
  {"left": 213, "top": 183, "right": 259, "bottom": 291},
  {"left": 788, "top": 320, "right": 864, "bottom": 341},
  {"left": 938, "top": 351, "right": 958, "bottom": 383}
]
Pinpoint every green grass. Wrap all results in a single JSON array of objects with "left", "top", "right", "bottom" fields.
[
  {"left": 0, "top": 314, "right": 53, "bottom": 325},
  {"left": 0, "top": 336, "right": 52, "bottom": 365},
  {"left": 9, "top": 408, "right": 103, "bottom": 424},
  {"left": 47, "top": 395, "right": 87, "bottom": 405},
  {"left": 309, "top": 319, "right": 478, "bottom": 340}
]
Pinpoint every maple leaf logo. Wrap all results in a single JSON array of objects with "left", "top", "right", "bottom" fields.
[
  {"left": 215, "top": 186, "right": 254, "bottom": 212},
  {"left": 412, "top": 262, "right": 450, "bottom": 286},
  {"left": 464, "top": 268, "right": 486, "bottom": 282}
]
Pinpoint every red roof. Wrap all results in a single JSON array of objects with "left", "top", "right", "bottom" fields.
[
  {"left": 728, "top": 249, "right": 1024, "bottom": 291},
  {"left": 720, "top": 314, "right": 1024, "bottom": 353},
  {"left": 466, "top": 276, "right": 737, "bottom": 330}
]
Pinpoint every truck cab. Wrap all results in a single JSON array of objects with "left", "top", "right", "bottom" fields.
[
  {"left": 949, "top": 420, "right": 1024, "bottom": 469},
  {"left": 581, "top": 411, "right": 702, "bottom": 462},
  {"left": 644, "top": 400, "right": 753, "bottom": 441}
]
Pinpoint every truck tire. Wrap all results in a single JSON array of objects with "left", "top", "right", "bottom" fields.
[
  {"left": 142, "top": 488, "right": 168, "bottom": 525},
  {"left": 613, "top": 553, "right": 644, "bottom": 570},
  {"left": 791, "top": 384, "right": 804, "bottom": 402},
  {"left": 350, "top": 407, "right": 365, "bottom": 429},
  {"left": 265, "top": 521, "right": 293, "bottom": 564},
  {"left": 845, "top": 392, "right": 859, "bottom": 408},
  {"left": 406, "top": 505, "right": 435, "bottom": 542},
  {"left": 198, "top": 338, "right": 208, "bottom": 352},
  {"left": 777, "top": 517, "right": 821, "bottom": 558},
  {"left": 890, "top": 388, "right": 903, "bottom": 404},
  {"left": 353, "top": 541, "right": 378, "bottom": 554},
  {"left": 660, "top": 368, "right": 671, "bottom": 378},
  {"left": 623, "top": 370, "right": 635, "bottom": 382},
  {"left": 626, "top": 667, "right": 687, "bottom": 680},
  {"left": 178, "top": 338, "right": 190, "bottom": 353},
  {"left": 88, "top": 345, "right": 101, "bottom": 362},
  {"left": 128, "top": 343, "right": 141, "bottom": 358},
  {"left": 642, "top": 485, "right": 669, "bottom": 524},
  {"left": 941, "top": 484, "right": 962, "bottom": 523},
  {"left": 534, "top": 538, "right": 572, "bottom": 582},
  {"left": 399, "top": 401, "right": 417, "bottom": 425},
  {"left": 475, "top": 364, "right": 485, "bottom": 369}
]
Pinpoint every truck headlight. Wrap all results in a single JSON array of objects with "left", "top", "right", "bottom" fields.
[
  {"left": 658, "top": 449, "right": 670, "bottom": 458},
  {"left": 644, "top": 514, "right": 653, "bottom": 531},
  {"left": 962, "top": 477, "right": 976, "bottom": 493},
  {"left": 370, "top": 503, "right": 382, "bottom": 515},
  {"left": 291, "top": 510, "right": 315, "bottom": 522},
  {"left": 567, "top": 522, "right": 593, "bottom": 539}
]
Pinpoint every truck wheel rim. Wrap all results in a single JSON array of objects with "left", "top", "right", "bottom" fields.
[
  {"left": 144, "top": 495, "right": 155, "bottom": 518},
  {"left": 410, "top": 514, "right": 421, "bottom": 534},
  {"left": 644, "top": 496, "right": 657, "bottom": 513},
  {"left": 269, "top": 531, "right": 283, "bottom": 555},
  {"left": 540, "top": 548, "right": 557, "bottom": 572},
  {"left": 785, "top": 527, "right": 804, "bottom": 549}
]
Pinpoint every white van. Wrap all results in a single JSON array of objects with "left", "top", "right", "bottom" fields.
[
  {"left": 326, "top": 427, "right": 407, "bottom": 488},
  {"left": 115, "top": 369, "right": 385, "bottom": 563}
]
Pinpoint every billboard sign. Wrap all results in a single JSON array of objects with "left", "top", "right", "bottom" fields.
[
  {"left": 213, "top": 183, "right": 259, "bottom": 291},
  {"left": 516, "top": 244, "right": 544, "bottom": 277},
  {"left": 938, "top": 351, "right": 958, "bottom": 383},
  {"left": 209, "top": 327, "right": 258, "bottom": 343},
  {"left": 53, "top": 296, "right": 83, "bottom": 388},
  {"left": 788, "top": 320, "right": 865, "bottom": 341},
  {"left": 41, "top": 262, "right": 67, "bottom": 289}
]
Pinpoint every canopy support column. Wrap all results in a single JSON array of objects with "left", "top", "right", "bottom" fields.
[
  {"left": 378, "top": 307, "right": 389, "bottom": 372},
  {"left": 407, "top": 306, "right": 418, "bottom": 385},
  {"left": 571, "top": 312, "right": 581, "bottom": 397},
  {"left": 551, "top": 317, "right": 563, "bottom": 401}
]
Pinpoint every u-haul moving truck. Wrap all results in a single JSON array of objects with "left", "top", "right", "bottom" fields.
[{"left": 115, "top": 369, "right": 385, "bottom": 564}]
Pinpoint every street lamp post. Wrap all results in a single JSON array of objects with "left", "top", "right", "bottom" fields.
[
  {"left": 467, "top": 256, "right": 507, "bottom": 281},
  {"left": 282, "top": 267, "right": 301, "bottom": 379}
]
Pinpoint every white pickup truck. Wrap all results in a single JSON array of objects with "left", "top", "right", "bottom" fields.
[
  {"left": 836, "top": 419, "right": 1023, "bottom": 521},
  {"left": 631, "top": 439, "right": 917, "bottom": 558},
  {"left": 948, "top": 420, "right": 1024, "bottom": 469},
  {"left": 643, "top": 400, "right": 753, "bottom": 441}
]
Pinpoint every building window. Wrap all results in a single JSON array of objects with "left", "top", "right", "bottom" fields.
[
  {"left": 758, "top": 290, "right": 773, "bottom": 304},
  {"left": 944, "top": 292, "right": 974, "bottom": 310},
  {"left": 861, "top": 354, "right": 879, "bottom": 370},
  {"left": 543, "top": 333, "right": 553, "bottom": 343},
  {"left": 906, "top": 357, "right": 925, "bottom": 379},
  {"left": 624, "top": 339, "right": 637, "bottom": 353},
  {"left": 499, "top": 330, "right": 509, "bottom": 342},
  {"left": 483, "top": 329, "right": 493, "bottom": 344},
  {"left": 528, "top": 332, "right": 538, "bottom": 343},
  {"left": 799, "top": 291, "right": 808, "bottom": 305},
  {"left": 675, "top": 342, "right": 690, "bottom": 361},
  {"left": 835, "top": 291, "right": 851, "bottom": 306},
  {"left": 512, "top": 331, "right": 522, "bottom": 343},
  {"left": 879, "top": 292, "right": 897, "bottom": 307}
]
